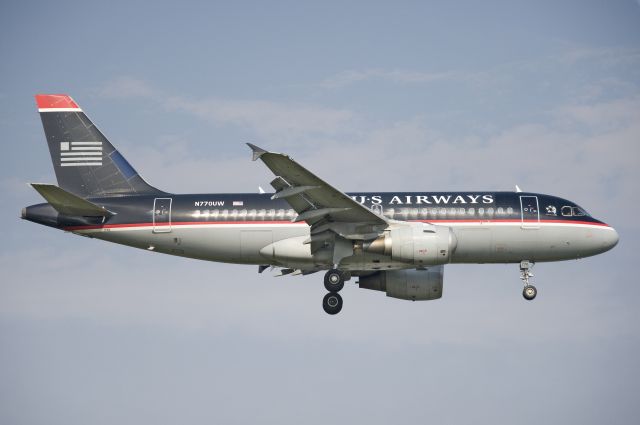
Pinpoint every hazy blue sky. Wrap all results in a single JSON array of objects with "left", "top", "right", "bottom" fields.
[{"left": 1, "top": 1, "right": 639, "bottom": 424}]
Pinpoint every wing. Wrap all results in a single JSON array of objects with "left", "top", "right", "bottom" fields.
[{"left": 247, "top": 144, "right": 388, "bottom": 261}]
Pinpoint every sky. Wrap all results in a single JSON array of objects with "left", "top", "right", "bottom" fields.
[{"left": 1, "top": 1, "right": 640, "bottom": 424}]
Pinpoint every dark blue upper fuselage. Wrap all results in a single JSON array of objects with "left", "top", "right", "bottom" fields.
[{"left": 23, "top": 191, "right": 608, "bottom": 230}]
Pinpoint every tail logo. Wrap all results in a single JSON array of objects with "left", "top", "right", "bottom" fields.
[{"left": 60, "top": 141, "right": 102, "bottom": 167}]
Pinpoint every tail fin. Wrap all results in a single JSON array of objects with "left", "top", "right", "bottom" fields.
[{"left": 35, "top": 94, "right": 164, "bottom": 198}]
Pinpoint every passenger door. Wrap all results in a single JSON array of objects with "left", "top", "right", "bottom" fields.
[
  {"left": 153, "top": 198, "right": 172, "bottom": 233},
  {"left": 519, "top": 196, "right": 540, "bottom": 229}
]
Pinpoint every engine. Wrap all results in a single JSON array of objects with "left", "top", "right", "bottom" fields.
[
  {"left": 260, "top": 223, "right": 456, "bottom": 269},
  {"left": 356, "top": 222, "right": 457, "bottom": 266},
  {"left": 358, "top": 267, "right": 444, "bottom": 301}
]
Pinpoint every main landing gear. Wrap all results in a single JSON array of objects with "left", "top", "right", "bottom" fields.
[
  {"left": 322, "top": 269, "right": 348, "bottom": 315},
  {"left": 322, "top": 292, "right": 343, "bottom": 315},
  {"left": 520, "top": 260, "right": 537, "bottom": 301}
]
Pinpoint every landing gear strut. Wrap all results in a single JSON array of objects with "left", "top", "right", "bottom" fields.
[{"left": 520, "top": 260, "right": 537, "bottom": 301}]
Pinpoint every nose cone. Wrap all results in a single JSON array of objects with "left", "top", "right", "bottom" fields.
[{"left": 600, "top": 226, "right": 619, "bottom": 253}]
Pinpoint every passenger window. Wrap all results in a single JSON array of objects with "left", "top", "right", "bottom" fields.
[
  {"left": 193, "top": 209, "right": 201, "bottom": 218},
  {"left": 507, "top": 207, "right": 513, "bottom": 215},
  {"left": 458, "top": 208, "right": 465, "bottom": 215},
  {"left": 211, "top": 210, "right": 219, "bottom": 219},
  {"left": 221, "top": 209, "right": 229, "bottom": 219},
  {"left": 478, "top": 208, "right": 485, "bottom": 216},
  {"left": 468, "top": 207, "right": 475, "bottom": 215},
  {"left": 385, "top": 208, "right": 395, "bottom": 219},
  {"left": 497, "top": 207, "right": 504, "bottom": 215},
  {"left": 248, "top": 209, "right": 257, "bottom": 220}
]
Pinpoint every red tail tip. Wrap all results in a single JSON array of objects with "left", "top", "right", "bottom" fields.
[{"left": 35, "top": 94, "right": 80, "bottom": 110}]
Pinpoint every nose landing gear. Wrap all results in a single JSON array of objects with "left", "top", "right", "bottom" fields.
[
  {"left": 520, "top": 260, "right": 537, "bottom": 301},
  {"left": 523, "top": 284, "right": 537, "bottom": 300}
]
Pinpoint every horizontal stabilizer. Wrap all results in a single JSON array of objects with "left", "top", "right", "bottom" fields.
[{"left": 30, "top": 183, "right": 114, "bottom": 217}]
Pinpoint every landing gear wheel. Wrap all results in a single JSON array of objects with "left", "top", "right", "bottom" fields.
[
  {"left": 324, "top": 269, "right": 345, "bottom": 292},
  {"left": 523, "top": 285, "right": 537, "bottom": 301},
  {"left": 519, "top": 261, "right": 537, "bottom": 301},
  {"left": 322, "top": 292, "right": 343, "bottom": 315}
]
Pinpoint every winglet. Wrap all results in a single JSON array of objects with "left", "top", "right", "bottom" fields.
[{"left": 246, "top": 143, "right": 267, "bottom": 161}]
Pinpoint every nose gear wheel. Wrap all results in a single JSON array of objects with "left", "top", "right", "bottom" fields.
[{"left": 520, "top": 261, "right": 537, "bottom": 301}]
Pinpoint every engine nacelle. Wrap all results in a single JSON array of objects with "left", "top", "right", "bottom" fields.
[
  {"left": 358, "top": 267, "right": 444, "bottom": 301},
  {"left": 359, "top": 222, "right": 457, "bottom": 266},
  {"left": 260, "top": 223, "right": 456, "bottom": 268}
]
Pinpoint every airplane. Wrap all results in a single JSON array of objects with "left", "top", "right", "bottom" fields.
[{"left": 22, "top": 94, "right": 619, "bottom": 315}]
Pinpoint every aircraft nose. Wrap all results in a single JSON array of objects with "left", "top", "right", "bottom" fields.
[{"left": 600, "top": 226, "right": 619, "bottom": 252}]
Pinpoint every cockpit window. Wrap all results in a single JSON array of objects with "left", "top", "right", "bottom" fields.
[
  {"left": 561, "top": 205, "right": 589, "bottom": 217},
  {"left": 572, "top": 207, "right": 587, "bottom": 217}
]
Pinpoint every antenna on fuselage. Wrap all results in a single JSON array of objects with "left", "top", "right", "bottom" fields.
[{"left": 515, "top": 185, "right": 523, "bottom": 193}]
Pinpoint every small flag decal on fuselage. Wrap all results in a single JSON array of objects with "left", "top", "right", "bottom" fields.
[
  {"left": 60, "top": 141, "right": 102, "bottom": 167},
  {"left": 233, "top": 201, "right": 244, "bottom": 206}
]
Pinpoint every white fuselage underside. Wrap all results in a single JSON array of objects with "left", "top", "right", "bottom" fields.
[{"left": 74, "top": 221, "right": 617, "bottom": 270}]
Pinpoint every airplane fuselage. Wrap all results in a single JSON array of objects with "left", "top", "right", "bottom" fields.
[{"left": 23, "top": 191, "right": 618, "bottom": 271}]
